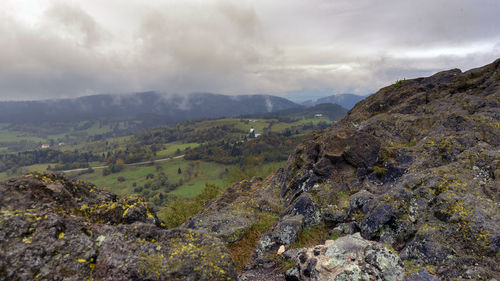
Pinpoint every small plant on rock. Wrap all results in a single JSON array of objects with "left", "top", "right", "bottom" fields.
[{"left": 394, "top": 78, "right": 406, "bottom": 88}]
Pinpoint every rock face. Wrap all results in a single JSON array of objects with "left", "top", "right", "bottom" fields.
[
  {"left": 0, "top": 173, "right": 237, "bottom": 281},
  {"left": 403, "top": 269, "right": 440, "bottom": 281},
  {"left": 285, "top": 233, "right": 404, "bottom": 281},
  {"left": 183, "top": 177, "right": 282, "bottom": 243},
  {"left": 273, "top": 59, "right": 500, "bottom": 280}
]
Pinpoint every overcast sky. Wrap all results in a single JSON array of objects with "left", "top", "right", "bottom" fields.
[{"left": 1, "top": 0, "right": 499, "bottom": 101}]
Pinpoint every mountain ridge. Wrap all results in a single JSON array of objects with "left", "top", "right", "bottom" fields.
[
  {"left": 0, "top": 92, "right": 300, "bottom": 124},
  {"left": 301, "top": 93, "right": 366, "bottom": 109},
  {"left": 242, "top": 103, "right": 348, "bottom": 120}
]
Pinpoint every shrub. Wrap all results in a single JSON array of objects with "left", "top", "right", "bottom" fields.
[
  {"left": 373, "top": 165, "right": 387, "bottom": 177},
  {"left": 405, "top": 139, "right": 418, "bottom": 147},
  {"left": 394, "top": 78, "right": 405, "bottom": 88},
  {"left": 160, "top": 183, "right": 221, "bottom": 229}
]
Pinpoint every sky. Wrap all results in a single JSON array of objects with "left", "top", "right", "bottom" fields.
[{"left": 1, "top": 0, "right": 499, "bottom": 101}]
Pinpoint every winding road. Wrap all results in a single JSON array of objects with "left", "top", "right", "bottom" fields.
[{"left": 61, "top": 155, "right": 185, "bottom": 173}]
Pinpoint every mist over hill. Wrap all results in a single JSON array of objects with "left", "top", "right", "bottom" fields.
[
  {"left": 301, "top": 93, "right": 366, "bottom": 109},
  {"left": 244, "top": 103, "right": 348, "bottom": 120},
  {"left": 0, "top": 92, "right": 300, "bottom": 125}
]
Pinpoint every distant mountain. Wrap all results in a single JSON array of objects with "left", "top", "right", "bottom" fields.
[
  {"left": 283, "top": 89, "right": 335, "bottom": 104},
  {"left": 0, "top": 92, "right": 300, "bottom": 125},
  {"left": 301, "top": 93, "right": 366, "bottom": 109},
  {"left": 245, "top": 103, "right": 348, "bottom": 121}
]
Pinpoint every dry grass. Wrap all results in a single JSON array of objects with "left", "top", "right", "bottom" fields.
[
  {"left": 227, "top": 213, "right": 278, "bottom": 270},
  {"left": 291, "top": 225, "right": 330, "bottom": 249}
]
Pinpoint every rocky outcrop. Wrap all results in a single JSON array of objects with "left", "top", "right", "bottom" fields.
[
  {"left": 183, "top": 177, "right": 282, "bottom": 243},
  {"left": 285, "top": 233, "right": 405, "bottom": 281},
  {"left": 273, "top": 59, "right": 500, "bottom": 280},
  {"left": 182, "top": 59, "right": 499, "bottom": 280},
  {"left": 0, "top": 172, "right": 237, "bottom": 281}
]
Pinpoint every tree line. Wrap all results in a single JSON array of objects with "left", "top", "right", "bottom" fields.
[{"left": 0, "top": 149, "right": 101, "bottom": 174}]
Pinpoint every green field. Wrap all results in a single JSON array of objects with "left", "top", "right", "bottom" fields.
[
  {"left": 200, "top": 116, "right": 333, "bottom": 134},
  {"left": 0, "top": 128, "right": 44, "bottom": 143},
  {"left": 156, "top": 142, "right": 200, "bottom": 158},
  {"left": 84, "top": 122, "right": 114, "bottom": 135},
  {"left": 60, "top": 135, "right": 132, "bottom": 153},
  {"left": 269, "top": 117, "right": 333, "bottom": 132},
  {"left": 73, "top": 157, "right": 230, "bottom": 198},
  {"left": 0, "top": 115, "right": 329, "bottom": 154},
  {"left": 0, "top": 157, "right": 286, "bottom": 200},
  {"left": 0, "top": 120, "right": 137, "bottom": 153},
  {"left": 232, "top": 118, "right": 272, "bottom": 132},
  {"left": 0, "top": 112, "right": 333, "bottom": 203},
  {"left": 167, "top": 160, "right": 229, "bottom": 198}
]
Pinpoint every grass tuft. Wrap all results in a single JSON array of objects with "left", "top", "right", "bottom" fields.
[
  {"left": 227, "top": 213, "right": 279, "bottom": 271},
  {"left": 291, "top": 225, "right": 329, "bottom": 249}
]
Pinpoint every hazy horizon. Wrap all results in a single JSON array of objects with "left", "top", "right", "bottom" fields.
[
  {"left": 0, "top": 89, "right": 370, "bottom": 103},
  {"left": 1, "top": 0, "right": 499, "bottom": 101}
]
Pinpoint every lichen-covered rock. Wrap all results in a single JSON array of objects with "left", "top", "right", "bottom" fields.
[
  {"left": 94, "top": 226, "right": 235, "bottom": 281},
  {"left": 0, "top": 172, "right": 163, "bottom": 227},
  {"left": 273, "top": 215, "right": 304, "bottom": 246},
  {"left": 0, "top": 173, "right": 237, "bottom": 281},
  {"left": 360, "top": 203, "right": 396, "bottom": 240},
  {"left": 329, "top": 221, "right": 359, "bottom": 236},
  {"left": 255, "top": 232, "right": 278, "bottom": 261},
  {"left": 403, "top": 269, "right": 439, "bottom": 281},
  {"left": 254, "top": 215, "right": 304, "bottom": 261},
  {"left": 285, "top": 233, "right": 404, "bottom": 281},
  {"left": 273, "top": 59, "right": 500, "bottom": 280},
  {"left": 183, "top": 176, "right": 282, "bottom": 243},
  {"left": 330, "top": 130, "right": 381, "bottom": 169},
  {"left": 283, "top": 193, "right": 321, "bottom": 226}
]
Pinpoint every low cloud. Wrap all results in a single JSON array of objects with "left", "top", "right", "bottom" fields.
[{"left": 0, "top": 0, "right": 499, "bottom": 100}]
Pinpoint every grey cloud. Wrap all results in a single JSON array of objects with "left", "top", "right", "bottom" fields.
[
  {"left": 44, "top": 3, "right": 106, "bottom": 48},
  {"left": 0, "top": 0, "right": 499, "bottom": 101},
  {"left": 136, "top": 2, "right": 264, "bottom": 70},
  {"left": 0, "top": 24, "right": 132, "bottom": 100},
  {"left": 268, "top": 0, "right": 500, "bottom": 48},
  {"left": 130, "top": 0, "right": 278, "bottom": 94}
]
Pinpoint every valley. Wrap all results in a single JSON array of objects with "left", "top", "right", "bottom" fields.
[{"left": 0, "top": 102, "right": 347, "bottom": 226}]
